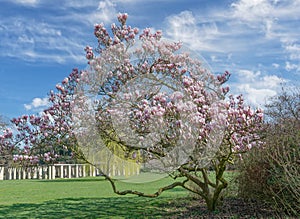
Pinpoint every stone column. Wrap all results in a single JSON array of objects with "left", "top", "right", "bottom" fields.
[
  {"left": 48, "top": 166, "right": 52, "bottom": 180},
  {"left": 0, "top": 166, "right": 3, "bottom": 180},
  {"left": 90, "top": 165, "right": 93, "bottom": 177},
  {"left": 91, "top": 165, "right": 96, "bottom": 177},
  {"left": 17, "top": 168, "right": 21, "bottom": 180},
  {"left": 67, "top": 165, "right": 71, "bottom": 178},
  {"left": 78, "top": 165, "right": 82, "bottom": 177},
  {"left": 44, "top": 166, "right": 47, "bottom": 179},
  {"left": 12, "top": 167, "right": 17, "bottom": 179},
  {"left": 38, "top": 167, "right": 42, "bottom": 179},
  {"left": 60, "top": 165, "right": 64, "bottom": 178},
  {"left": 24, "top": 168, "right": 28, "bottom": 179},
  {"left": 6, "top": 168, "right": 11, "bottom": 180},
  {"left": 123, "top": 167, "right": 126, "bottom": 176},
  {"left": 52, "top": 166, "right": 56, "bottom": 179},
  {"left": 13, "top": 167, "right": 17, "bottom": 180},
  {"left": 82, "top": 165, "right": 86, "bottom": 178},
  {"left": 77, "top": 165, "right": 80, "bottom": 177},
  {"left": 75, "top": 164, "right": 79, "bottom": 178},
  {"left": 88, "top": 165, "right": 91, "bottom": 177},
  {"left": 33, "top": 167, "right": 37, "bottom": 179}
]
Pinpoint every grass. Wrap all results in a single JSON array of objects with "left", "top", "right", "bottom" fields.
[
  {"left": 0, "top": 175, "right": 189, "bottom": 218},
  {"left": 0, "top": 171, "right": 281, "bottom": 218}
]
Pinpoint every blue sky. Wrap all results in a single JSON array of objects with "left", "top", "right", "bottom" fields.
[{"left": 0, "top": 0, "right": 299, "bottom": 119}]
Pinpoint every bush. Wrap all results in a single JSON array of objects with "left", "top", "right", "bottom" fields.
[{"left": 238, "top": 88, "right": 300, "bottom": 217}]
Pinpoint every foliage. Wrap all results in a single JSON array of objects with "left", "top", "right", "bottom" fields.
[
  {"left": 238, "top": 87, "right": 300, "bottom": 216},
  {"left": 71, "top": 13, "right": 264, "bottom": 211}
]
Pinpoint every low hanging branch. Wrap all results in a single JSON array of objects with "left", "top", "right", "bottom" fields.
[
  {"left": 78, "top": 153, "right": 190, "bottom": 198},
  {"left": 106, "top": 175, "right": 189, "bottom": 198}
]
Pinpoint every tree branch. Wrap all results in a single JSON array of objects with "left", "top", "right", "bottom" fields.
[{"left": 106, "top": 175, "right": 189, "bottom": 198}]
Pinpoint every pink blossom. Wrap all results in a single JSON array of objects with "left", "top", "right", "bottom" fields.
[{"left": 62, "top": 77, "right": 69, "bottom": 84}]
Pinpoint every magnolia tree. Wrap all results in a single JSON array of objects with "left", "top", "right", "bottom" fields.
[
  {"left": 68, "top": 13, "right": 264, "bottom": 211},
  {"left": 0, "top": 115, "right": 19, "bottom": 165},
  {"left": 6, "top": 69, "right": 82, "bottom": 166},
  {"left": 0, "top": 127, "right": 17, "bottom": 165}
]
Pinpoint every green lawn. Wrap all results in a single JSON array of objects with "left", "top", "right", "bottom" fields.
[
  {"left": 0, "top": 172, "right": 241, "bottom": 218},
  {"left": 0, "top": 175, "right": 190, "bottom": 218}
]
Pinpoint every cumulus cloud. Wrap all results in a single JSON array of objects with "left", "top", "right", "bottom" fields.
[
  {"left": 231, "top": 0, "right": 275, "bottom": 23},
  {"left": 24, "top": 97, "right": 49, "bottom": 110},
  {"left": 282, "top": 40, "right": 300, "bottom": 60},
  {"left": 230, "top": 70, "right": 285, "bottom": 107},
  {"left": 285, "top": 61, "right": 299, "bottom": 71},
  {"left": 162, "top": 0, "right": 300, "bottom": 89}
]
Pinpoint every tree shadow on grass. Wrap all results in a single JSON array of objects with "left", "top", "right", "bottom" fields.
[
  {"left": 0, "top": 196, "right": 182, "bottom": 219},
  {"left": 0, "top": 196, "right": 283, "bottom": 219}
]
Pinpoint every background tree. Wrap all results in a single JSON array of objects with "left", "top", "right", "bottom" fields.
[
  {"left": 265, "top": 86, "right": 299, "bottom": 122},
  {"left": 0, "top": 127, "right": 16, "bottom": 166},
  {"left": 0, "top": 115, "right": 9, "bottom": 129},
  {"left": 72, "top": 13, "right": 264, "bottom": 212},
  {"left": 11, "top": 69, "right": 83, "bottom": 166},
  {"left": 0, "top": 115, "right": 18, "bottom": 165}
]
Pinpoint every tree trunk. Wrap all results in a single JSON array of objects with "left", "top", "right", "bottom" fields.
[{"left": 205, "top": 196, "right": 218, "bottom": 212}]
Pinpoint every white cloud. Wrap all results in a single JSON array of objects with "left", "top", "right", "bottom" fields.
[
  {"left": 62, "top": 0, "right": 97, "bottom": 8},
  {"left": 285, "top": 61, "right": 299, "bottom": 71},
  {"left": 0, "top": 0, "right": 119, "bottom": 65},
  {"left": 231, "top": 0, "right": 300, "bottom": 64},
  {"left": 210, "top": 55, "right": 222, "bottom": 62},
  {"left": 162, "top": 0, "right": 300, "bottom": 85},
  {"left": 283, "top": 41, "right": 300, "bottom": 60},
  {"left": 62, "top": 0, "right": 117, "bottom": 25},
  {"left": 230, "top": 0, "right": 280, "bottom": 39},
  {"left": 0, "top": 17, "right": 86, "bottom": 64},
  {"left": 62, "top": 0, "right": 136, "bottom": 9},
  {"left": 238, "top": 84, "right": 277, "bottom": 106},
  {"left": 165, "top": 11, "right": 222, "bottom": 52},
  {"left": 24, "top": 97, "right": 49, "bottom": 110},
  {"left": 237, "top": 70, "right": 261, "bottom": 82},
  {"left": 231, "top": 0, "right": 275, "bottom": 23},
  {"left": 12, "top": 0, "right": 39, "bottom": 6},
  {"left": 89, "top": 0, "right": 117, "bottom": 24},
  {"left": 231, "top": 70, "right": 286, "bottom": 107},
  {"left": 18, "top": 35, "right": 35, "bottom": 44}
]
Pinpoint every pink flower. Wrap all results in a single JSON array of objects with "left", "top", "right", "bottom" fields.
[
  {"left": 171, "top": 91, "right": 184, "bottom": 101},
  {"left": 117, "top": 13, "right": 128, "bottom": 25},
  {"left": 62, "top": 77, "right": 69, "bottom": 84}
]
